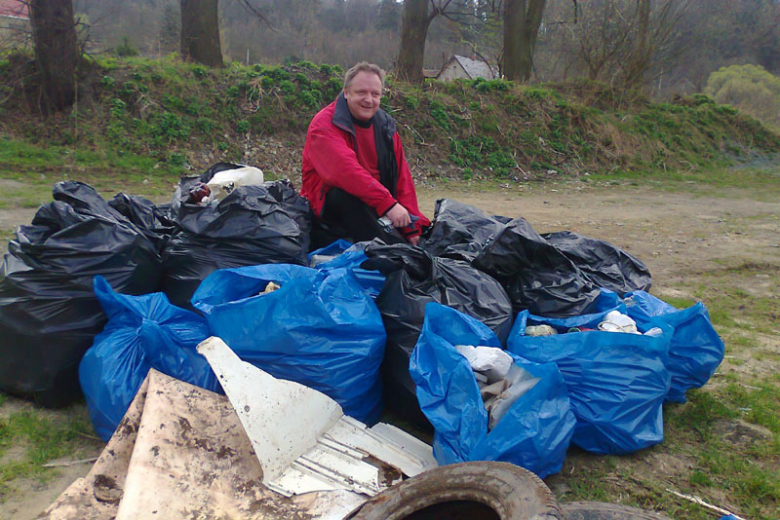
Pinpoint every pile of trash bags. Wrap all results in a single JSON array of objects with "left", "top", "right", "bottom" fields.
[
  {"left": 422, "top": 199, "right": 653, "bottom": 316},
  {"left": 163, "top": 164, "right": 311, "bottom": 309},
  {"left": 0, "top": 166, "right": 725, "bottom": 480},
  {"left": 0, "top": 182, "right": 160, "bottom": 407}
]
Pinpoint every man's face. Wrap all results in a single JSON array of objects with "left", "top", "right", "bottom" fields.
[{"left": 344, "top": 71, "right": 382, "bottom": 122}]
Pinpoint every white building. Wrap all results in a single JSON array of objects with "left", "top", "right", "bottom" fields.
[{"left": 436, "top": 55, "right": 497, "bottom": 82}]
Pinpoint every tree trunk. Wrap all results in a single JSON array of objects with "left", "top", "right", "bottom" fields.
[
  {"left": 181, "top": 0, "right": 224, "bottom": 68},
  {"left": 29, "top": 0, "right": 79, "bottom": 113},
  {"left": 396, "top": 0, "right": 433, "bottom": 83},
  {"left": 503, "top": 0, "right": 547, "bottom": 81},
  {"left": 623, "top": 0, "right": 652, "bottom": 86}
]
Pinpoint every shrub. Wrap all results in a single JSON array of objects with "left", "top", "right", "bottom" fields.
[
  {"left": 109, "top": 98, "right": 126, "bottom": 118},
  {"left": 298, "top": 89, "right": 318, "bottom": 108},
  {"left": 705, "top": 64, "right": 780, "bottom": 129},
  {"left": 100, "top": 76, "right": 115, "bottom": 89},
  {"left": 192, "top": 65, "right": 208, "bottom": 79},
  {"left": 429, "top": 100, "right": 450, "bottom": 131},
  {"left": 115, "top": 37, "right": 138, "bottom": 57},
  {"left": 168, "top": 152, "right": 185, "bottom": 166},
  {"left": 473, "top": 78, "right": 510, "bottom": 93},
  {"left": 196, "top": 117, "right": 215, "bottom": 134},
  {"left": 279, "top": 80, "right": 296, "bottom": 95}
]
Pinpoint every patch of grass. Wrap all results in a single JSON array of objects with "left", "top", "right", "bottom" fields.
[
  {"left": 0, "top": 137, "right": 66, "bottom": 169},
  {"left": 0, "top": 405, "right": 96, "bottom": 496},
  {"left": 666, "top": 390, "right": 738, "bottom": 439},
  {"left": 656, "top": 295, "right": 696, "bottom": 309},
  {"left": 667, "top": 261, "right": 780, "bottom": 335},
  {"left": 588, "top": 165, "right": 780, "bottom": 198},
  {"left": 724, "top": 382, "right": 780, "bottom": 434}
]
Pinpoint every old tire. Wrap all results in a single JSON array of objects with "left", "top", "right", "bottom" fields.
[
  {"left": 345, "top": 461, "right": 564, "bottom": 520},
  {"left": 561, "top": 501, "right": 672, "bottom": 520}
]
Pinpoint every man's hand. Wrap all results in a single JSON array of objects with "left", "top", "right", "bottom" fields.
[
  {"left": 385, "top": 203, "right": 411, "bottom": 228},
  {"left": 408, "top": 235, "right": 420, "bottom": 246}
]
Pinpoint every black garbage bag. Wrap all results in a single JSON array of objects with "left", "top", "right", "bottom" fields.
[
  {"left": 473, "top": 217, "right": 601, "bottom": 317},
  {"left": 0, "top": 181, "right": 160, "bottom": 407},
  {"left": 420, "top": 199, "right": 506, "bottom": 262},
  {"left": 161, "top": 179, "right": 312, "bottom": 309},
  {"left": 363, "top": 243, "right": 513, "bottom": 427},
  {"left": 108, "top": 193, "right": 176, "bottom": 253},
  {"left": 542, "top": 231, "right": 652, "bottom": 295}
]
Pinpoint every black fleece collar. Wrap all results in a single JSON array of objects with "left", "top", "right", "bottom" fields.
[{"left": 332, "top": 92, "right": 396, "bottom": 139}]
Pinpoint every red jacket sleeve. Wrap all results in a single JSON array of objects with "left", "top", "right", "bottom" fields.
[
  {"left": 393, "top": 133, "right": 430, "bottom": 238},
  {"left": 307, "top": 122, "right": 398, "bottom": 216}
]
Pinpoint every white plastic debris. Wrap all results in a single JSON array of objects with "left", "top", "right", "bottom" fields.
[
  {"left": 197, "top": 336, "right": 437, "bottom": 498},
  {"left": 455, "top": 345, "right": 514, "bottom": 383},
  {"left": 598, "top": 310, "right": 640, "bottom": 334},
  {"left": 205, "top": 166, "right": 265, "bottom": 201}
]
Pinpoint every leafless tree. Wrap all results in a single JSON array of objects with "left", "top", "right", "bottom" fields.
[{"left": 570, "top": 0, "right": 689, "bottom": 88}]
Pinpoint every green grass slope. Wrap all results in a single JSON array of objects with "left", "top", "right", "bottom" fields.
[{"left": 1, "top": 54, "right": 778, "bottom": 184}]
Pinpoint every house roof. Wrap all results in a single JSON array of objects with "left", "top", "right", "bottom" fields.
[
  {"left": 450, "top": 55, "right": 495, "bottom": 80},
  {"left": 0, "top": 0, "right": 29, "bottom": 20}
]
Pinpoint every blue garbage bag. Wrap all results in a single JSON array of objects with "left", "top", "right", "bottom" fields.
[
  {"left": 624, "top": 291, "right": 724, "bottom": 403},
  {"left": 79, "top": 276, "right": 219, "bottom": 441},
  {"left": 310, "top": 241, "right": 386, "bottom": 299},
  {"left": 587, "top": 288, "right": 625, "bottom": 314},
  {"left": 410, "top": 303, "right": 575, "bottom": 477},
  {"left": 191, "top": 264, "right": 386, "bottom": 424},
  {"left": 508, "top": 310, "right": 671, "bottom": 455}
]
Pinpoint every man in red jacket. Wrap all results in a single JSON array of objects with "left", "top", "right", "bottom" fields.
[{"left": 301, "top": 62, "right": 430, "bottom": 247}]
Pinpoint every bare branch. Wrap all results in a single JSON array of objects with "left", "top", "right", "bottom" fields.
[{"left": 234, "top": 0, "right": 272, "bottom": 30}]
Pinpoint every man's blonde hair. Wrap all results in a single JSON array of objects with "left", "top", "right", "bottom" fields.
[{"left": 343, "top": 62, "right": 386, "bottom": 90}]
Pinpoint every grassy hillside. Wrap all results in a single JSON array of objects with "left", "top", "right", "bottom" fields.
[{"left": 1, "top": 53, "right": 778, "bottom": 187}]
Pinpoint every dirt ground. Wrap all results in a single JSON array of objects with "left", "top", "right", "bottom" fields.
[{"left": 1, "top": 180, "right": 779, "bottom": 520}]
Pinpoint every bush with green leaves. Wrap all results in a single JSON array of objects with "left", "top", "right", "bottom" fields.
[
  {"left": 115, "top": 37, "right": 138, "bottom": 57},
  {"left": 705, "top": 64, "right": 780, "bottom": 129},
  {"left": 429, "top": 100, "right": 450, "bottom": 131},
  {"left": 192, "top": 65, "right": 208, "bottom": 79}
]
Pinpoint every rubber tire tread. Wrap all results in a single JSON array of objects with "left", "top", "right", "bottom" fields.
[
  {"left": 346, "top": 461, "right": 564, "bottom": 520},
  {"left": 561, "top": 501, "right": 672, "bottom": 520}
]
